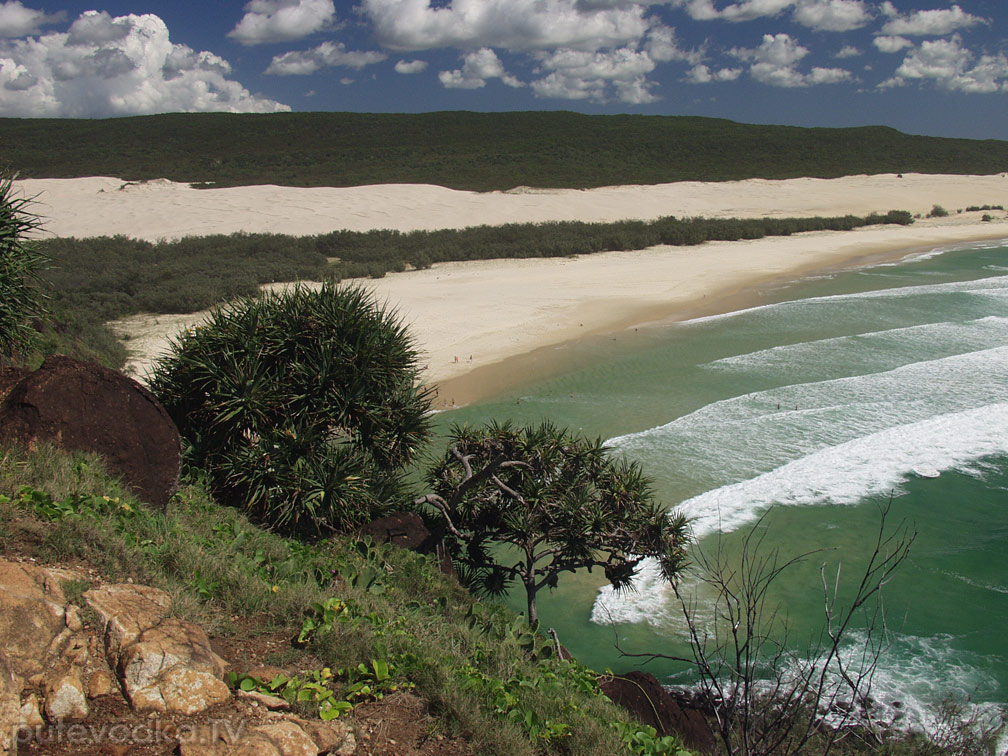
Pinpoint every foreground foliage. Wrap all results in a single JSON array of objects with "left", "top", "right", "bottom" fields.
[
  {"left": 422, "top": 420, "right": 690, "bottom": 626},
  {"left": 149, "top": 283, "right": 433, "bottom": 536},
  {"left": 0, "top": 174, "right": 47, "bottom": 362},
  {"left": 0, "top": 442, "right": 690, "bottom": 756},
  {"left": 4, "top": 112, "right": 1008, "bottom": 190}
]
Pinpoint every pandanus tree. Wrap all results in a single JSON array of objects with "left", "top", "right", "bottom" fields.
[
  {"left": 150, "top": 283, "right": 433, "bottom": 536},
  {"left": 0, "top": 175, "right": 47, "bottom": 363},
  {"left": 420, "top": 420, "right": 690, "bottom": 626}
]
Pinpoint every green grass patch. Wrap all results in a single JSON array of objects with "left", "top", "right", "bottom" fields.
[{"left": 0, "top": 441, "right": 689, "bottom": 756}]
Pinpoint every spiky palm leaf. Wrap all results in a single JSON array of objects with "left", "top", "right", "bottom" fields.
[
  {"left": 0, "top": 175, "right": 47, "bottom": 361},
  {"left": 150, "top": 282, "right": 432, "bottom": 536}
]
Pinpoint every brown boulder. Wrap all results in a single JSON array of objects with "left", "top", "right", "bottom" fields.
[
  {"left": 358, "top": 512, "right": 430, "bottom": 550},
  {"left": 43, "top": 668, "right": 89, "bottom": 722},
  {"left": 0, "top": 355, "right": 181, "bottom": 509},
  {"left": 600, "top": 671, "right": 716, "bottom": 754},
  {"left": 253, "top": 721, "right": 318, "bottom": 756},
  {"left": 0, "top": 366, "right": 27, "bottom": 402}
]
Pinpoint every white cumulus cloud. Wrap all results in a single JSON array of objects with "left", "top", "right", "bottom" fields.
[
  {"left": 0, "top": 10, "right": 288, "bottom": 117},
  {"left": 265, "top": 41, "right": 385, "bottom": 74},
  {"left": 646, "top": 25, "right": 703, "bottom": 64},
  {"left": 879, "top": 3, "right": 984, "bottom": 37},
  {"left": 532, "top": 46, "right": 658, "bottom": 103},
  {"left": 674, "top": 0, "right": 868, "bottom": 31},
  {"left": 361, "top": 0, "right": 650, "bottom": 53},
  {"left": 835, "top": 45, "right": 861, "bottom": 59},
  {"left": 0, "top": 0, "right": 63, "bottom": 38},
  {"left": 395, "top": 58, "right": 428, "bottom": 73},
  {"left": 733, "top": 33, "right": 851, "bottom": 87},
  {"left": 881, "top": 36, "right": 1008, "bottom": 93},
  {"left": 792, "top": 0, "right": 870, "bottom": 32},
  {"left": 439, "top": 47, "right": 522, "bottom": 88},
  {"left": 684, "top": 63, "right": 742, "bottom": 82},
  {"left": 228, "top": 0, "right": 336, "bottom": 46},
  {"left": 873, "top": 35, "right": 912, "bottom": 53}
]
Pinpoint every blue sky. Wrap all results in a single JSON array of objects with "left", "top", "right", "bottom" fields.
[{"left": 0, "top": 1, "right": 1005, "bottom": 139}]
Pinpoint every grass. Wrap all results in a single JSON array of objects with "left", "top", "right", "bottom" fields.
[
  {"left": 0, "top": 447, "right": 994, "bottom": 756},
  {"left": 4, "top": 112, "right": 1008, "bottom": 191},
  {"left": 0, "top": 441, "right": 678, "bottom": 756}
]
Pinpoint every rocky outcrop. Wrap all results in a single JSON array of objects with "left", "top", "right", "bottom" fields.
[
  {"left": 177, "top": 716, "right": 356, "bottom": 756},
  {"left": 0, "top": 560, "right": 108, "bottom": 753},
  {"left": 600, "top": 670, "right": 717, "bottom": 754},
  {"left": 0, "top": 558, "right": 238, "bottom": 756},
  {"left": 359, "top": 511, "right": 431, "bottom": 550},
  {"left": 0, "top": 355, "right": 181, "bottom": 509},
  {"left": 0, "top": 367, "right": 26, "bottom": 402},
  {"left": 84, "top": 583, "right": 230, "bottom": 715},
  {"left": 0, "top": 560, "right": 84, "bottom": 684},
  {"left": 0, "top": 657, "right": 20, "bottom": 756}
]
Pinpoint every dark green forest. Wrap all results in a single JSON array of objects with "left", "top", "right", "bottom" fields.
[{"left": 4, "top": 112, "right": 1008, "bottom": 191}]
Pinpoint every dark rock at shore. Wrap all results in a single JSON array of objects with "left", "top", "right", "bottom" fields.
[
  {"left": 0, "top": 355, "right": 181, "bottom": 509},
  {"left": 600, "top": 670, "right": 717, "bottom": 753}
]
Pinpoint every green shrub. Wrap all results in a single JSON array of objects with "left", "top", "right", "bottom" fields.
[
  {"left": 928, "top": 204, "right": 950, "bottom": 218},
  {"left": 0, "top": 175, "right": 47, "bottom": 361},
  {"left": 149, "top": 283, "right": 433, "bottom": 536}
]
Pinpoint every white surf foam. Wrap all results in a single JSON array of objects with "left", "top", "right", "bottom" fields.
[
  {"left": 609, "top": 346, "right": 1008, "bottom": 501},
  {"left": 680, "top": 402, "right": 1008, "bottom": 538},
  {"left": 595, "top": 403, "right": 1008, "bottom": 626},
  {"left": 681, "top": 273, "right": 1008, "bottom": 327},
  {"left": 889, "top": 237, "right": 1008, "bottom": 265},
  {"left": 704, "top": 316, "right": 1008, "bottom": 382}
]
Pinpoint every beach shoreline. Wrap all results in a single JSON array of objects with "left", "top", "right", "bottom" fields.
[
  {"left": 424, "top": 225, "right": 1008, "bottom": 408},
  {"left": 19, "top": 174, "right": 1007, "bottom": 405},
  {"left": 108, "top": 220, "right": 1008, "bottom": 407}
]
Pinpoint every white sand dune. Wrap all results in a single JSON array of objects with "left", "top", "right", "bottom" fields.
[
  {"left": 18, "top": 174, "right": 1008, "bottom": 405},
  {"left": 17, "top": 173, "right": 1008, "bottom": 239}
]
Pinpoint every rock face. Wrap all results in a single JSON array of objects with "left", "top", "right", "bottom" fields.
[
  {"left": 0, "top": 561, "right": 83, "bottom": 684},
  {"left": 84, "top": 584, "right": 230, "bottom": 715},
  {"left": 0, "top": 355, "right": 181, "bottom": 509},
  {"left": 600, "top": 671, "right": 717, "bottom": 754},
  {"left": 0, "top": 657, "right": 20, "bottom": 756},
  {"left": 178, "top": 717, "right": 356, "bottom": 756},
  {"left": 0, "top": 558, "right": 234, "bottom": 756},
  {"left": 0, "top": 366, "right": 27, "bottom": 402},
  {"left": 359, "top": 512, "right": 431, "bottom": 550}
]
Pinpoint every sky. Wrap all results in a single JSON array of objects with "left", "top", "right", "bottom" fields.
[{"left": 0, "top": 0, "right": 1005, "bottom": 139}]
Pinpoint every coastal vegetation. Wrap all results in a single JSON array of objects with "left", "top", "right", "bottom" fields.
[
  {"left": 1, "top": 171, "right": 999, "bottom": 756},
  {"left": 149, "top": 284, "right": 433, "bottom": 536},
  {"left": 3, "top": 112, "right": 1008, "bottom": 190},
  {"left": 0, "top": 174, "right": 47, "bottom": 361},
  {"left": 0, "top": 442, "right": 679, "bottom": 756},
  {"left": 35, "top": 209, "right": 913, "bottom": 368},
  {"left": 420, "top": 420, "right": 690, "bottom": 625}
]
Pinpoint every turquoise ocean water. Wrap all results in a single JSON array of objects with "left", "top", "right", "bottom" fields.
[{"left": 433, "top": 238, "right": 1008, "bottom": 736}]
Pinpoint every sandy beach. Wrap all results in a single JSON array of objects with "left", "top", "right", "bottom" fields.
[{"left": 18, "top": 174, "right": 1008, "bottom": 406}]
